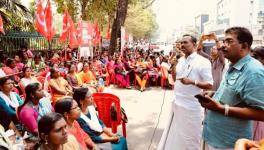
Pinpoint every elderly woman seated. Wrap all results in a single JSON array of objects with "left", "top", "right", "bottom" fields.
[
  {"left": 114, "top": 57, "right": 131, "bottom": 89},
  {"left": 48, "top": 67, "right": 73, "bottom": 104},
  {"left": 0, "top": 77, "right": 23, "bottom": 124}
]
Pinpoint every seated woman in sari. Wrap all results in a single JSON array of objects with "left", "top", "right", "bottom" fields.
[
  {"left": 20, "top": 67, "right": 39, "bottom": 89},
  {"left": 74, "top": 88, "right": 128, "bottom": 150},
  {"left": 106, "top": 57, "right": 115, "bottom": 85},
  {"left": 31, "top": 54, "right": 45, "bottom": 74},
  {"left": 0, "top": 77, "right": 23, "bottom": 123},
  {"left": 55, "top": 97, "right": 99, "bottom": 150},
  {"left": 78, "top": 63, "right": 97, "bottom": 85},
  {"left": 135, "top": 57, "right": 149, "bottom": 92},
  {"left": 66, "top": 64, "right": 82, "bottom": 90},
  {"left": 146, "top": 56, "right": 159, "bottom": 85},
  {"left": 14, "top": 55, "right": 24, "bottom": 72},
  {"left": 122, "top": 56, "right": 135, "bottom": 85},
  {"left": 18, "top": 83, "right": 52, "bottom": 135},
  {"left": 2, "top": 58, "right": 20, "bottom": 83},
  {"left": 114, "top": 58, "right": 131, "bottom": 89},
  {"left": 49, "top": 67, "right": 73, "bottom": 104}
]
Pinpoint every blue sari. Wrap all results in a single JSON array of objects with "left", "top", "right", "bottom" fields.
[{"left": 77, "top": 112, "right": 128, "bottom": 150}]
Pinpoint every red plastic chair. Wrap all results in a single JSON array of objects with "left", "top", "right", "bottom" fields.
[
  {"left": 92, "top": 93, "right": 127, "bottom": 137},
  {"left": 36, "top": 76, "right": 45, "bottom": 84},
  {"left": 17, "top": 82, "right": 25, "bottom": 100}
]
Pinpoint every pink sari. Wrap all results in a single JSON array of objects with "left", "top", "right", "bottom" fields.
[{"left": 114, "top": 63, "right": 130, "bottom": 88}]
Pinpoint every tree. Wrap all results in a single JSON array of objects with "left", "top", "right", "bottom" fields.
[
  {"left": 53, "top": 0, "right": 157, "bottom": 54},
  {"left": 54, "top": 0, "right": 116, "bottom": 23},
  {"left": 0, "top": 0, "right": 33, "bottom": 31},
  {"left": 109, "top": 0, "right": 129, "bottom": 55},
  {"left": 125, "top": 1, "right": 157, "bottom": 39}
]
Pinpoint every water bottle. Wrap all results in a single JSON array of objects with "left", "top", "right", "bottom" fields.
[{"left": 98, "top": 78, "right": 104, "bottom": 86}]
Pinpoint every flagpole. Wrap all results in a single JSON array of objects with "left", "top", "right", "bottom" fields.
[{"left": 43, "top": 0, "right": 52, "bottom": 59}]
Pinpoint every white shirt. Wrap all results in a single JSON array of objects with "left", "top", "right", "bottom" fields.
[
  {"left": 174, "top": 52, "right": 213, "bottom": 110},
  {"left": 0, "top": 69, "right": 6, "bottom": 78}
]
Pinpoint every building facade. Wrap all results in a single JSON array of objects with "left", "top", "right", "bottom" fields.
[{"left": 203, "top": 0, "right": 264, "bottom": 46}]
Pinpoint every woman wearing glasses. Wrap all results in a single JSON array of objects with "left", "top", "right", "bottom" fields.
[{"left": 55, "top": 97, "right": 99, "bottom": 150}]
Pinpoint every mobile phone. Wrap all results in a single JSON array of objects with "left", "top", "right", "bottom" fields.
[{"left": 194, "top": 94, "right": 210, "bottom": 103}]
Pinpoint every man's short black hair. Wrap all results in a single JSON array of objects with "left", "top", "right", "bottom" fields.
[
  {"left": 225, "top": 27, "right": 253, "bottom": 48},
  {"left": 183, "top": 34, "right": 197, "bottom": 44}
]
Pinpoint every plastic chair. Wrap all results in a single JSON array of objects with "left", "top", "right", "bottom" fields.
[
  {"left": 36, "top": 76, "right": 45, "bottom": 84},
  {"left": 17, "top": 82, "right": 25, "bottom": 100},
  {"left": 92, "top": 93, "right": 127, "bottom": 137}
]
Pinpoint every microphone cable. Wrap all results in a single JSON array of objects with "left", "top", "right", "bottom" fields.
[{"left": 148, "top": 88, "right": 167, "bottom": 150}]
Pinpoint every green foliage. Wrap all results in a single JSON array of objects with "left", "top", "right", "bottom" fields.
[
  {"left": 54, "top": 0, "right": 79, "bottom": 22},
  {"left": 0, "top": 0, "right": 33, "bottom": 32},
  {"left": 53, "top": 0, "right": 157, "bottom": 39},
  {"left": 54, "top": 0, "right": 116, "bottom": 24},
  {"left": 125, "top": 1, "right": 157, "bottom": 38}
]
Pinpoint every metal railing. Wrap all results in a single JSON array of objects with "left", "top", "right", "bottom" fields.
[{"left": 0, "top": 31, "right": 63, "bottom": 57}]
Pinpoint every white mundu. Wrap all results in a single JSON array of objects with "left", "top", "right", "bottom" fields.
[{"left": 158, "top": 52, "right": 213, "bottom": 150}]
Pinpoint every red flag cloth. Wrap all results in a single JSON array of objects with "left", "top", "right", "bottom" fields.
[
  {"left": 76, "top": 20, "right": 83, "bottom": 45},
  {"left": 92, "top": 23, "right": 101, "bottom": 45},
  {"left": 59, "top": 9, "right": 70, "bottom": 43},
  {"left": 0, "top": 14, "right": 5, "bottom": 34},
  {"left": 59, "top": 9, "right": 78, "bottom": 48},
  {"left": 45, "top": 0, "right": 55, "bottom": 42},
  {"left": 35, "top": 0, "right": 47, "bottom": 37},
  {"left": 68, "top": 17, "right": 78, "bottom": 48}
]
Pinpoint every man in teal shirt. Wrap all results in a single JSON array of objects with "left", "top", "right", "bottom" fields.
[{"left": 199, "top": 27, "right": 264, "bottom": 149}]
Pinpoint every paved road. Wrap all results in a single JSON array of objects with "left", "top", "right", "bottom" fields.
[{"left": 104, "top": 86, "right": 174, "bottom": 150}]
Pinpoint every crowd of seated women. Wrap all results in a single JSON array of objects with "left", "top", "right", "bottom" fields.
[{"left": 0, "top": 46, "right": 178, "bottom": 149}]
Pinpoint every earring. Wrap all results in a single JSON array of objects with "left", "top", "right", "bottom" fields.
[{"left": 45, "top": 138, "right": 48, "bottom": 145}]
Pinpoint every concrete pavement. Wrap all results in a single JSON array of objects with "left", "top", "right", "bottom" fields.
[{"left": 103, "top": 86, "right": 174, "bottom": 150}]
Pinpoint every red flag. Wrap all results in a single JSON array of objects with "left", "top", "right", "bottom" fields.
[
  {"left": 92, "top": 23, "right": 101, "bottom": 45},
  {"left": 59, "top": 9, "right": 78, "bottom": 48},
  {"left": 68, "top": 17, "right": 78, "bottom": 48},
  {"left": 0, "top": 14, "right": 4, "bottom": 34},
  {"left": 76, "top": 20, "right": 83, "bottom": 45},
  {"left": 59, "top": 9, "right": 70, "bottom": 43},
  {"left": 45, "top": 0, "right": 55, "bottom": 42},
  {"left": 35, "top": 0, "right": 47, "bottom": 37}
]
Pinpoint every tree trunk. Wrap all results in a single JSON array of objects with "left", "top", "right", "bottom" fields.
[
  {"left": 81, "top": 0, "right": 89, "bottom": 20},
  {"left": 109, "top": 0, "right": 128, "bottom": 55}
]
